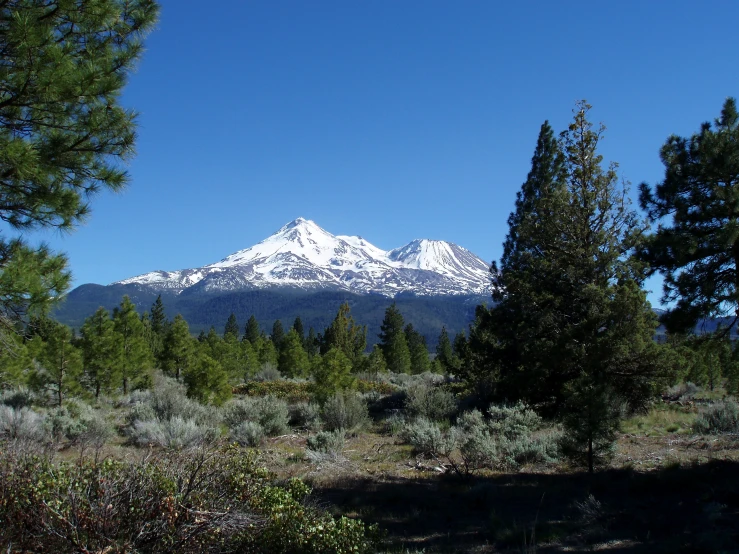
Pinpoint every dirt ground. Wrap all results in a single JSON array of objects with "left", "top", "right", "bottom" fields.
[{"left": 258, "top": 430, "right": 739, "bottom": 553}]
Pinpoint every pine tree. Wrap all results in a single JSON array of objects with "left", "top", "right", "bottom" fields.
[
  {"left": 0, "top": 332, "right": 30, "bottom": 388},
  {"left": 366, "top": 345, "right": 388, "bottom": 376},
  {"left": 321, "top": 302, "right": 367, "bottom": 366},
  {"left": 244, "top": 315, "right": 261, "bottom": 344},
  {"left": 435, "top": 327, "right": 454, "bottom": 373},
  {"left": 405, "top": 324, "right": 430, "bottom": 374},
  {"left": 183, "top": 354, "right": 231, "bottom": 406},
  {"left": 28, "top": 320, "right": 83, "bottom": 407},
  {"left": 278, "top": 329, "right": 310, "bottom": 378},
  {"left": 80, "top": 307, "right": 121, "bottom": 398},
  {"left": 148, "top": 295, "right": 167, "bottom": 360},
  {"left": 239, "top": 340, "right": 261, "bottom": 380},
  {"left": 161, "top": 314, "right": 196, "bottom": 381},
  {"left": 310, "top": 348, "right": 355, "bottom": 404},
  {"left": 224, "top": 313, "right": 240, "bottom": 340},
  {"left": 475, "top": 103, "right": 670, "bottom": 470},
  {"left": 378, "top": 303, "right": 411, "bottom": 374},
  {"left": 640, "top": 98, "right": 739, "bottom": 333},
  {"left": 304, "top": 327, "right": 320, "bottom": 356},
  {"left": 271, "top": 320, "right": 285, "bottom": 350},
  {"left": 293, "top": 316, "right": 305, "bottom": 342},
  {"left": 0, "top": 1, "right": 158, "bottom": 339},
  {"left": 112, "top": 296, "right": 153, "bottom": 394}
]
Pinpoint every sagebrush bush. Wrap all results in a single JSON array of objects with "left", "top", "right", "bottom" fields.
[
  {"left": 305, "top": 429, "right": 345, "bottom": 463},
  {"left": 44, "top": 403, "right": 114, "bottom": 448},
  {"left": 487, "top": 401, "right": 543, "bottom": 439},
  {"left": 0, "top": 406, "right": 47, "bottom": 442},
  {"left": 665, "top": 381, "right": 700, "bottom": 401},
  {"left": 321, "top": 391, "right": 369, "bottom": 432},
  {"left": 290, "top": 401, "right": 322, "bottom": 431},
  {"left": 254, "top": 364, "right": 282, "bottom": 382},
  {"left": 401, "top": 417, "right": 456, "bottom": 457},
  {"left": 0, "top": 444, "right": 379, "bottom": 553},
  {"left": 131, "top": 416, "right": 218, "bottom": 449},
  {"left": 694, "top": 400, "right": 739, "bottom": 434},
  {"left": 230, "top": 421, "right": 264, "bottom": 447},
  {"left": 405, "top": 382, "right": 457, "bottom": 421},
  {"left": 222, "top": 395, "right": 289, "bottom": 436}
]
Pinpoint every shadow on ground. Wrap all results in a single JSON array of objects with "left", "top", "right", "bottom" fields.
[{"left": 312, "top": 460, "right": 739, "bottom": 553}]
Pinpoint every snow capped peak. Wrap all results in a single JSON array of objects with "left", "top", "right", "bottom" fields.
[{"left": 113, "top": 219, "right": 491, "bottom": 297}]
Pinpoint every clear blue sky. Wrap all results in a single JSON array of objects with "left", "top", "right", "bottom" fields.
[{"left": 22, "top": 0, "right": 739, "bottom": 306}]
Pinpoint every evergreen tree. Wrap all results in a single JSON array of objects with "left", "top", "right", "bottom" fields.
[
  {"left": 112, "top": 296, "right": 153, "bottom": 394},
  {"left": 435, "top": 327, "right": 454, "bottom": 373},
  {"left": 278, "top": 329, "right": 310, "bottom": 378},
  {"left": 183, "top": 354, "right": 231, "bottom": 406},
  {"left": 304, "top": 327, "right": 320, "bottom": 356},
  {"left": 405, "top": 323, "right": 430, "bottom": 374},
  {"left": 161, "top": 314, "right": 196, "bottom": 381},
  {"left": 321, "top": 302, "right": 367, "bottom": 366},
  {"left": 224, "top": 313, "right": 240, "bottom": 340},
  {"left": 366, "top": 345, "right": 388, "bottom": 376},
  {"left": 0, "top": 332, "right": 30, "bottom": 388},
  {"left": 0, "top": 1, "right": 158, "bottom": 339},
  {"left": 475, "top": 103, "right": 669, "bottom": 470},
  {"left": 310, "top": 347, "right": 355, "bottom": 404},
  {"left": 640, "top": 98, "right": 739, "bottom": 333},
  {"left": 244, "top": 315, "right": 261, "bottom": 344},
  {"left": 28, "top": 320, "right": 83, "bottom": 407},
  {"left": 293, "top": 316, "right": 305, "bottom": 342},
  {"left": 271, "top": 320, "right": 285, "bottom": 350},
  {"left": 239, "top": 340, "right": 261, "bottom": 380},
  {"left": 80, "top": 307, "right": 121, "bottom": 398},
  {"left": 257, "top": 338, "right": 278, "bottom": 369},
  {"left": 148, "top": 295, "right": 167, "bottom": 360},
  {"left": 378, "top": 303, "right": 411, "bottom": 373}
]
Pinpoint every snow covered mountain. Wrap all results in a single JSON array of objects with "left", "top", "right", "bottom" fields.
[{"left": 114, "top": 218, "right": 491, "bottom": 297}]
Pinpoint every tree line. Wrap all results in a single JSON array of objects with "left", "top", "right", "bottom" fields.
[{"left": 0, "top": 294, "right": 473, "bottom": 407}]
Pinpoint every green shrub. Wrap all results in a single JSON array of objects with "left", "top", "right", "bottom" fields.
[
  {"left": 0, "top": 388, "right": 35, "bottom": 409},
  {"left": 405, "top": 382, "right": 457, "bottom": 421},
  {"left": 0, "top": 444, "right": 379, "bottom": 553},
  {"left": 694, "top": 400, "right": 739, "bottom": 434},
  {"left": 222, "top": 395, "right": 289, "bottom": 436},
  {"left": 230, "top": 421, "right": 264, "bottom": 447},
  {"left": 254, "top": 363, "right": 282, "bottom": 382},
  {"left": 321, "top": 391, "right": 369, "bottom": 433},
  {"left": 356, "top": 379, "right": 398, "bottom": 395}
]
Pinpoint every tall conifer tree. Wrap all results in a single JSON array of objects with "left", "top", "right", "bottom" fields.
[
  {"left": 378, "top": 303, "right": 411, "bottom": 374},
  {"left": 112, "top": 296, "right": 152, "bottom": 394}
]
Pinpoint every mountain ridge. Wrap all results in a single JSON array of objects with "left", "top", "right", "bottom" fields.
[{"left": 113, "top": 217, "right": 492, "bottom": 297}]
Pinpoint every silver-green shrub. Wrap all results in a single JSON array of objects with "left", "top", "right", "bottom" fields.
[
  {"left": 230, "top": 421, "right": 264, "bottom": 447},
  {"left": 131, "top": 416, "right": 217, "bottom": 448},
  {"left": 694, "top": 400, "right": 739, "bottom": 434},
  {"left": 405, "top": 383, "right": 457, "bottom": 422},
  {"left": 305, "top": 429, "right": 345, "bottom": 463},
  {"left": 222, "top": 395, "right": 289, "bottom": 436},
  {"left": 321, "top": 392, "right": 369, "bottom": 433},
  {"left": 401, "top": 417, "right": 456, "bottom": 457},
  {"left": 289, "top": 401, "right": 321, "bottom": 431},
  {"left": 0, "top": 406, "right": 47, "bottom": 442}
]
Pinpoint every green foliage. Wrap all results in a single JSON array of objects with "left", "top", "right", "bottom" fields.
[
  {"left": 401, "top": 417, "right": 455, "bottom": 457},
  {"left": 80, "top": 306, "right": 121, "bottom": 398},
  {"left": 321, "top": 302, "right": 367, "bottom": 367},
  {"left": 379, "top": 303, "right": 411, "bottom": 373},
  {"left": 310, "top": 347, "right": 355, "bottom": 404},
  {"left": 364, "top": 344, "right": 388, "bottom": 376},
  {"left": 230, "top": 420, "right": 264, "bottom": 447},
  {"left": 113, "top": 296, "right": 153, "bottom": 394},
  {"left": 639, "top": 97, "right": 739, "bottom": 333},
  {"left": 224, "top": 312, "right": 240, "bottom": 340},
  {"left": 278, "top": 328, "right": 311, "bottom": 377},
  {"left": 0, "top": 445, "right": 379, "bottom": 553},
  {"left": 131, "top": 416, "right": 218, "bottom": 448},
  {"left": 406, "top": 323, "right": 431, "bottom": 374},
  {"left": 321, "top": 391, "right": 369, "bottom": 432},
  {"left": 244, "top": 314, "right": 261, "bottom": 344},
  {"left": 289, "top": 401, "right": 322, "bottom": 431},
  {"left": 435, "top": 326, "right": 455, "bottom": 373},
  {"left": 305, "top": 429, "right": 345, "bottom": 462},
  {"left": 27, "top": 319, "right": 83, "bottom": 406},
  {"left": 271, "top": 319, "right": 285, "bottom": 350},
  {"left": 0, "top": 405, "right": 47, "bottom": 442},
  {"left": 694, "top": 400, "right": 739, "bottom": 435},
  {"left": 0, "top": 332, "right": 31, "bottom": 387},
  {"left": 0, "top": 0, "right": 158, "bottom": 335},
  {"left": 183, "top": 353, "right": 231, "bottom": 406},
  {"left": 160, "top": 314, "right": 196, "bottom": 381}
]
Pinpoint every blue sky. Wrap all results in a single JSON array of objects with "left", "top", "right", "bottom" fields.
[{"left": 22, "top": 0, "right": 739, "bottom": 306}]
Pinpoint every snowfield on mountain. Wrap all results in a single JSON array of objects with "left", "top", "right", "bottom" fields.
[{"left": 114, "top": 218, "right": 491, "bottom": 297}]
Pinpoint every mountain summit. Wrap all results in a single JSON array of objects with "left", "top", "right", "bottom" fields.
[{"left": 114, "top": 218, "right": 491, "bottom": 297}]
